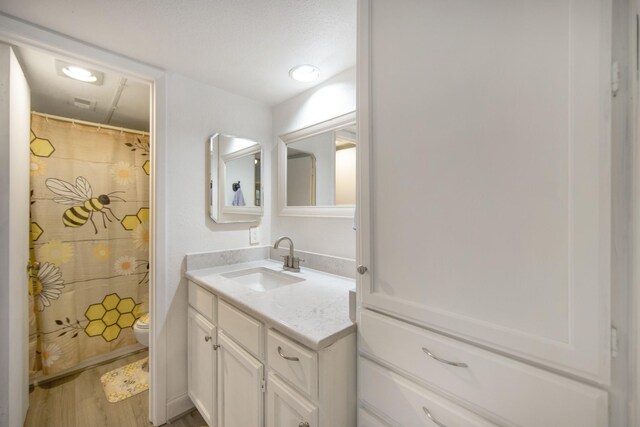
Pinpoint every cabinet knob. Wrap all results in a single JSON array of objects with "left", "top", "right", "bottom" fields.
[
  {"left": 213, "top": 344, "right": 220, "bottom": 350},
  {"left": 299, "top": 422, "right": 309, "bottom": 427},
  {"left": 204, "top": 336, "right": 212, "bottom": 342},
  {"left": 357, "top": 265, "right": 367, "bottom": 275}
]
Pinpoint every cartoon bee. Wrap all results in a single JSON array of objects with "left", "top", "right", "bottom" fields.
[{"left": 45, "top": 176, "right": 125, "bottom": 234}]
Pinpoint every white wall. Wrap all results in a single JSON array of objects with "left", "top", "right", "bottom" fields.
[
  {"left": 272, "top": 67, "right": 356, "bottom": 259},
  {"left": 287, "top": 156, "right": 314, "bottom": 205},
  {"left": 335, "top": 146, "right": 356, "bottom": 205},
  {"left": 0, "top": 43, "right": 31, "bottom": 427},
  {"left": 163, "top": 72, "right": 272, "bottom": 411},
  {"left": 287, "top": 131, "right": 336, "bottom": 205}
]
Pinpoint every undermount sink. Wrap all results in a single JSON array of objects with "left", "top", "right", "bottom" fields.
[{"left": 221, "top": 267, "right": 304, "bottom": 292}]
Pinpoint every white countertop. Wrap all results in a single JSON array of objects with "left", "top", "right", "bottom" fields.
[{"left": 185, "top": 259, "right": 356, "bottom": 351}]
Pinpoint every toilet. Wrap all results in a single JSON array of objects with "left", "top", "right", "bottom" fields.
[{"left": 133, "top": 313, "right": 149, "bottom": 347}]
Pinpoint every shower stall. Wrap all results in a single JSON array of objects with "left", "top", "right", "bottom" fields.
[{"left": 28, "top": 113, "right": 150, "bottom": 378}]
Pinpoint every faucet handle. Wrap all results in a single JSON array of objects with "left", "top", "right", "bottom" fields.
[
  {"left": 280, "top": 255, "right": 291, "bottom": 268},
  {"left": 291, "top": 257, "right": 305, "bottom": 270}
]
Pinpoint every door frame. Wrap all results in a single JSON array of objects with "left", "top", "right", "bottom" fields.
[
  {"left": 632, "top": 0, "right": 640, "bottom": 423},
  {"left": 0, "top": 14, "right": 169, "bottom": 425}
]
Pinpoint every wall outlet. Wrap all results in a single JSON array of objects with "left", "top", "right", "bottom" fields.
[{"left": 249, "top": 227, "right": 259, "bottom": 245}]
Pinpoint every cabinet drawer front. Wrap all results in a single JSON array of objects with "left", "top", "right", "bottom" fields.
[
  {"left": 267, "top": 374, "right": 318, "bottom": 427},
  {"left": 359, "top": 310, "right": 608, "bottom": 427},
  {"left": 188, "top": 281, "right": 216, "bottom": 323},
  {"left": 360, "top": 357, "right": 495, "bottom": 427},
  {"left": 218, "top": 299, "right": 263, "bottom": 358},
  {"left": 267, "top": 329, "right": 318, "bottom": 399}
]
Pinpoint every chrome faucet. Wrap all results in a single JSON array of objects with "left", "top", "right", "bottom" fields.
[{"left": 273, "top": 236, "right": 304, "bottom": 272}]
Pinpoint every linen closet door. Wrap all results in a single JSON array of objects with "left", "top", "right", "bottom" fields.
[{"left": 358, "top": 0, "right": 612, "bottom": 384}]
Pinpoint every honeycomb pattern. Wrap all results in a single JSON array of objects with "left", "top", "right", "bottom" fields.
[
  {"left": 142, "top": 160, "right": 150, "bottom": 176},
  {"left": 84, "top": 293, "right": 141, "bottom": 342},
  {"left": 136, "top": 207, "right": 149, "bottom": 223},
  {"left": 31, "top": 222, "right": 43, "bottom": 242},
  {"left": 121, "top": 215, "right": 141, "bottom": 231},
  {"left": 30, "top": 131, "right": 55, "bottom": 158},
  {"left": 121, "top": 207, "right": 149, "bottom": 231}
]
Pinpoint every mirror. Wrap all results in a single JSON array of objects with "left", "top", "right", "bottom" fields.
[
  {"left": 278, "top": 111, "right": 356, "bottom": 217},
  {"left": 209, "top": 133, "right": 263, "bottom": 223}
]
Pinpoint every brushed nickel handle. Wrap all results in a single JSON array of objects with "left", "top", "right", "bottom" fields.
[
  {"left": 277, "top": 346, "right": 299, "bottom": 361},
  {"left": 357, "top": 265, "right": 367, "bottom": 275},
  {"left": 204, "top": 336, "right": 212, "bottom": 342},
  {"left": 422, "top": 347, "right": 468, "bottom": 368},
  {"left": 299, "top": 422, "right": 309, "bottom": 427},
  {"left": 423, "top": 407, "right": 447, "bottom": 427}
]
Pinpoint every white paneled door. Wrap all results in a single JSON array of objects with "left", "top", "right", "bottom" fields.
[
  {"left": 358, "top": 0, "right": 612, "bottom": 384},
  {"left": 187, "top": 308, "right": 216, "bottom": 427},
  {"left": 267, "top": 375, "right": 318, "bottom": 427},
  {"left": 217, "top": 331, "right": 264, "bottom": 427}
]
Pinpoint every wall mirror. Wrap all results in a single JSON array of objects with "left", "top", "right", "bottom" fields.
[
  {"left": 278, "top": 111, "right": 356, "bottom": 217},
  {"left": 209, "top": 133, "right": 263, "bottom": 223}
]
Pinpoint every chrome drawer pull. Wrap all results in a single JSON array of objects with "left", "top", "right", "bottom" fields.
[
  {"left": 277, "top": 346, "right": 300, "bottom": 361},
  {"left": 422, "top": 347, "right": 468, "bottom": 368},
  {"left": 423, "top": 407, "right": 447, "bottom": 427}
]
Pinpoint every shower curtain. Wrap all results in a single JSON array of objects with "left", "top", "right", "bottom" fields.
[{"left": 28, "top": 113, "right": 149, "bottom": 376}]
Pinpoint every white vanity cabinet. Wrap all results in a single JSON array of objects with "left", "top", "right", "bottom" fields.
[
  {"left": 187, "top": 280, "right": 218, "bottom": 427},
  {"left": 187, "top": 279, "right": 356, "bottom": 427},
  {"left": 267, "top": 375, "right": 318, "bottom": 427},
  {"left": 217, "top": 331, "right": 264, "bottom": 427},
  {"left": 187, "top": 307, "right": 217, "bottom": 427},
  {"left": 357, "top": 0, "right": 614, "bottom": 425}
]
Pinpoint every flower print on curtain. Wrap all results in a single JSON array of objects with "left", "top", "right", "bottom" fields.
[{"left": 29, "top": 113, "right": 149, "bottom": 376}]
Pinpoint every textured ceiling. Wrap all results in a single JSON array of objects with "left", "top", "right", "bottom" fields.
[{"left": 0, "top": 0, "right": 357, "bottom": 105}]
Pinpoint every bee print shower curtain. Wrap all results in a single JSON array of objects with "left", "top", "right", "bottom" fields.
[{"left": 28, "top": 113, "right": 150, "bottom": 376}]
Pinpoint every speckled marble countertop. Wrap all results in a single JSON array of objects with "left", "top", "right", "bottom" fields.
[{"left": 185, "top": 259, "right": 356, "bottom": 351}]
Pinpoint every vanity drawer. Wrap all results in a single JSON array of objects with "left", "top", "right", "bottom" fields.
[
  {"left": 359, "top": 310, "right": 608, "bottom": 427},
  {"left": 359, "top": 357, "right": 495, "bottom": 427},
  {"left": 218, "top": 299, "right": 263, "bottom": 359},
  {"left": 188, "top": 281, "right": 216, "bottom": 323},
  {"left": 267, "top": 329, "right": 318, "bottom": 400}
]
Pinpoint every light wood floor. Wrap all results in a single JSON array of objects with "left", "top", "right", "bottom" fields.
[{"left": 25, "top": 351, "right": 206, "bottom": 427}]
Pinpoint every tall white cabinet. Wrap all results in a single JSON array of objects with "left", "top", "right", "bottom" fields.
[{"left": 357, "top": 0, "right": 613, "bottom": 425}]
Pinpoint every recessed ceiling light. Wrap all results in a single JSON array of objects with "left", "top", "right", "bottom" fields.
[
  {"left": 55, "top": 60, "right": 104, "bottom": 85},
  {"left": 289, "top": 64, "right": 320, "bottom": 82},
  {"left": 62, "top": 66, "right": 97, "bottom": 82}
]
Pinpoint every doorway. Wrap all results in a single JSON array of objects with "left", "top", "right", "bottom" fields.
[{"left": 0, "top": 16, "right": 168, "bottom": 422}]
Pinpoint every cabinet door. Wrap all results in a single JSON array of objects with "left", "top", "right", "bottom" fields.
[
  {"left": 358, "top": 0, "right": 611, "bottom": 383},
  {"left": 217, "top": 331, "right": 264, "bottom": 427},
  {"left": 188, "top": 307, "right": 216, "bottom": 426},
  {"left": 358, "top": 407, "right": 390, "bottom": 427},
  {"left": 267, "top": 374, "right": 318, "bottom": 427}
]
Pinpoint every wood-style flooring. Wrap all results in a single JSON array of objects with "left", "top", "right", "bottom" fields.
[{"left": 24, "top": 351, "right": 206, "bottom": 427}]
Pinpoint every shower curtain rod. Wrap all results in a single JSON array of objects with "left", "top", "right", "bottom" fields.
[{"left": 32, "top": 111, "right": 150, "bottom": 136}]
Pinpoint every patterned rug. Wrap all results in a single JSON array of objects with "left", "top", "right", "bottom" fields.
[{"left": 100, "top": 357, "right": 149, "bottom": 403}]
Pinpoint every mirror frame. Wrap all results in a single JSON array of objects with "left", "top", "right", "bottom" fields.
[
  {"left": 278, "top": 111, "right": 356, "bottom": 218},
  {"left": 209, "top": 133, "right": 263, "bottom": 223}
]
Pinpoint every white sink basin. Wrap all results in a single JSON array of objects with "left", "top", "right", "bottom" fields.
[{"left": 221, "top": 267, "right": 304, "bottom": 292}]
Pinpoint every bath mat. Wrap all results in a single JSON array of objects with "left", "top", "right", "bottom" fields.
[{"left": 100, "top": 357, "right": 149, "bottom": 403}]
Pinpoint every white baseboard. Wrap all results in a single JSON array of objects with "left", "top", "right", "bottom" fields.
[{"left": 166, "top": 392, "right": 195, "bottom": 421}]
